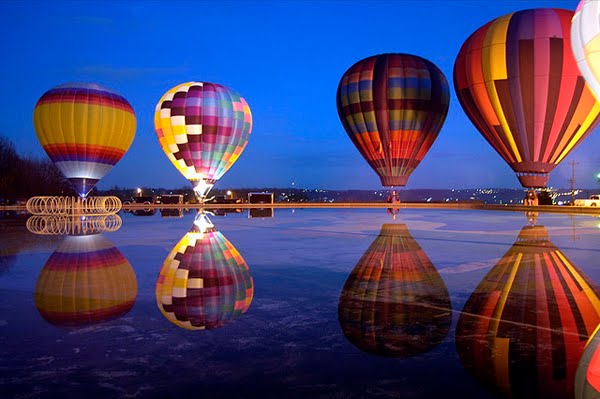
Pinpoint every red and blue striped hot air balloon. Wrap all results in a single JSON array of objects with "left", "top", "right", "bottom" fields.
[
  {"left": 155, "top": 215, "right": 253, "bottom": 330},
  {"left": 454, "top": 8, "right": 600, "bottom": 188},
  {"left": 336, "top": 53, "right": 450, "bottom": 188},
  {"left": 33, "top": 82, "right": 136, "bottom": 198},
  {"left": 338, "top": 224, "right": 451, "bottom": 357},
  {"left": 34, "top": 234, "right": 137, "bottom": 326}
]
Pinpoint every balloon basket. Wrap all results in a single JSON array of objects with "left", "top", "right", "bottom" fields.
[
  {"left": 26, "top": 214, "right": 122, "bottom": 235},
  {"left": 26, "top": 196, "right": 122, "bottom": 216}
]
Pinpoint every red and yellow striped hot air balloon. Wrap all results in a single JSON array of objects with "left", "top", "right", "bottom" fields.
[
  {"left": 338, "top": 224, "right": 451, "bottom": 357},
  {"left": 34, "top": 234, "right": 137, "bottom": 326},
  {"left": 155, "top": 213, "right": 253, "bottom": 330},
  {"left": 454, "top": 8, "right": 600, "bottom": 189},
  {"left": 33, "top": 82, "right": 136, "bottom": 198},
  {"left": 336, "top": 54, "right": 450, "bottom": 189},
  {"left": 456, "top": 225, "right": 600, "bottom": 398}
]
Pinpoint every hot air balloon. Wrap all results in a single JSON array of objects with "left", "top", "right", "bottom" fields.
[
  {"left": 454, "top": 8, "right": 600, "bottom": 189},
  {"left": 575, "top": 324, "right": 600, "bottom": 399},
  {"left": 336, "top": 53, "right": 450, "bottom": 189},
  {"left": 572, "top": 0, "right": 600, "bottom": 101},
  {"left": 35, "top": 234, "right": 137, "bottom": 326},
  {"left": 33, "top": 83, "right": 136, "bottom": 198},
  {"left": 456, "top": 225, "right": 600, "bottom": 398},
  {"left": 338, "top": 224, "right": 451, "bottom": 357},
  {"left": 156, "top": 212, "right": 253, "bottom": 330},
  {"left": 154, "top": 82, "right": 252, "bottom": 201}
]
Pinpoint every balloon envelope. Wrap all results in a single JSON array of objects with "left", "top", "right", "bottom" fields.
[
  {"left": 155, "top": 220, "right": 253, "bottom": 330},
  {"left": 338, "top": 224, "right": 451, "bottom": 357},
  {"left": 33, "top": 82, "right": 136, "bottom": 197},
  {"left": 572, "top": 0, "right": 600, "bottom": 102},
  {"left": 454, "top": 8, "right": 600, "bottom": 188},
  {"left": 35, "top": 234, "right": 137, "bottom": 326},
  {"left": 154, "top": 82, "right": 252, "bottom": 199},
  {"left": 336, "top": 53, "right": 450, "bottom": 187},
  {"left": 575, "top": 324, "right": 600, "bottom": 399},
  {"left": 456, "top": 225, "right": 600, "bottom": 398}
]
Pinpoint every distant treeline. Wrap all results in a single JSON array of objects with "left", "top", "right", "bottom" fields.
[{"left": 0, "top": 136, "right": 73, "bottom": 201}]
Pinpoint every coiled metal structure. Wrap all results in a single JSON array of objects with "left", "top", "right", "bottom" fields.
[
  {"left": 26, "top": 196, "right": 122, "bottom": 216},
  {"left": 26, "top": 214, "right": 123, "bottom": 235}
]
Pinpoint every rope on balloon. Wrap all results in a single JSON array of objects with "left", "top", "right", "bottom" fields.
[
  {"left": 26, "top": 214, "right": 123, "bottom": 235},
  {"left": 26, "top": 196, "right": 122, "bottom": 216}
]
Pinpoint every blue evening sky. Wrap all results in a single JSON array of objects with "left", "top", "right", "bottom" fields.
[{"left": 1, "top": 0, "right": 597, "bottom": 191}]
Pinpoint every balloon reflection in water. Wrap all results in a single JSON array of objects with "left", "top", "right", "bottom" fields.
[
  {"left": 456, "top": 225, "right": 600, "bottom": 398},
  {"left": 576, "top": 324, "right": 600, "bottom": 399},
  {"left": 338, "top": 224, "right": 451, "bottom": 357},
  {"left": 35, "top": 234, "right": 137, "bottom": 326},
  {"left": 156, "top": 212, "right": 253, "bottom": 330}
]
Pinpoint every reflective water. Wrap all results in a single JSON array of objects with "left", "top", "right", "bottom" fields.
[{"left": 2, "top": 208, "right": 600, "bottom": 398}]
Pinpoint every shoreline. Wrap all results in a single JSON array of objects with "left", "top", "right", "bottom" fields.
[{"left": 2, "top": 202, "right": 600, "bottom": 216}]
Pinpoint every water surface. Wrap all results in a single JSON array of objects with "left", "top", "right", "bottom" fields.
[{"left": 1, "top": 208, "right": 600, "bottom": 398}]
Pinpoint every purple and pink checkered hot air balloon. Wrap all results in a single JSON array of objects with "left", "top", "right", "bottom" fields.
[
  {"left": 154, "top": 82, "right": 252, "bottom": 201},
  {"left": 33, "top": 82, "right": 136, "bottom": 198},
  {"left": 155, "top": 212, "right": 254, "bottom": 330}
]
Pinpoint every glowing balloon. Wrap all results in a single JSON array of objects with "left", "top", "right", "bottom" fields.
[
  {"left": 456, "top": 225, "right": 600, "bottom": 398},
  {"left": 154, "top": 82, "right": 252, "bottom": 200},
  {"left": 35, "top": 234, "right": 137, "bottom": 326},
  {"left": 572, "top": 0, "right": 600, "bottom": 101},
  {"left": 575, "top": 324, "right": 600, "bottom": 399},
  {"left": 156, "top": 212, "right": 253, "bottom": 330},
  {"left": 33, "top": 82, "right": 136, "bottom": 198},
  {"left": 336, "top": 53, "right": 449, "bottom": 187},
  {"left": 454, "top": 8, "right": 600, "bottom": 188},
  {"left": 338, "top": 224, "right": 451, "bottom": 357}
]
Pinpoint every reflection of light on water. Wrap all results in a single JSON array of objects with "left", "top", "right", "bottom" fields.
[
  {"left": 193, "top": 212, "right": 214, "bottom": 234},
  {"left": 26, "top": 215, "right": 122, "bottom": 235}
]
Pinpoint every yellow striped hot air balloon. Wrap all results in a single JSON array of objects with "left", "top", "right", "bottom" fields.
[
  {"left": 33, "top": 82, "right": 136, "bottom": 198},
  {"left": 35, "top": 234, "right": 137, "bottom": 326}
]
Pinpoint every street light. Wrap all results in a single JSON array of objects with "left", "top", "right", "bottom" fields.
[{"left": 137, "top": 188, "right": 142, "bottom": 197}]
